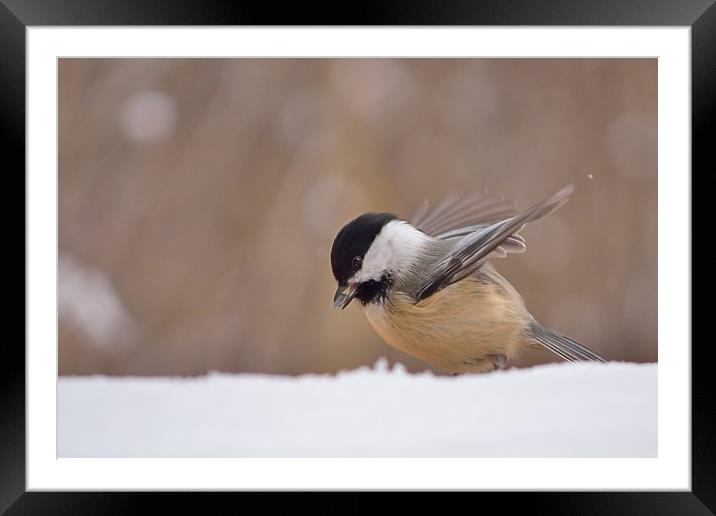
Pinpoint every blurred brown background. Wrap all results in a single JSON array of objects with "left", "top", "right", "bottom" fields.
[{"left": 58, "top": 58, "right": 657, "bottom": 376}]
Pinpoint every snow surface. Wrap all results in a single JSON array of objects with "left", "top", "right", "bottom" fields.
[{"left": 58, "top": 360, "right": 656, "bottom": 457}]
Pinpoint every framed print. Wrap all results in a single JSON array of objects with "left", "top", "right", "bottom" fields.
[{"left": 2, "top": 0, "right": 707, "bottom": 513}]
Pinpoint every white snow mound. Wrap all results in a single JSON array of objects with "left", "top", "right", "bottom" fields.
[{"left": 58, "top": 361, "right": 656, "bottom": 457}]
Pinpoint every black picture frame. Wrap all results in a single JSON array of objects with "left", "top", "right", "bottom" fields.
[{"left": 1, "top": 1, "right": 707, "bottom": 513}]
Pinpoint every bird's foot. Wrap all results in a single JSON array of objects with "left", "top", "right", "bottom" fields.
[{"left": 489, "top": 353, "right": 507, "bottom": 371}]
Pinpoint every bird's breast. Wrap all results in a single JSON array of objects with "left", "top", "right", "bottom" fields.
[{"left": 363, "top": 277, "right": 528, "bottom": 372}]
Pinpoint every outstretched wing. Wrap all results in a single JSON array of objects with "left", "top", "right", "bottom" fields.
[
  {"left": 415, "top": 185, "right": 574, "bottom": 302},
  {"left": 411, "top": 189, "right": 517, "bottom": 237},
  {"left": 410, "top": 189, "right": 526, "bottom": 258}
]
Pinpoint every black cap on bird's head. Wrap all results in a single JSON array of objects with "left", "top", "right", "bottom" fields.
[{"left": 330, "top": 212, "right": 398, "bottom": 309}]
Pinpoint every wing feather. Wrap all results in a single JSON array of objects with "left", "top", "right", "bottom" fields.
[
  {"left": 415, "top": 185, "right": 574, "bottom": 302},
  {"left": 411, "top": 190, "right": 517, "bottom": 238}
]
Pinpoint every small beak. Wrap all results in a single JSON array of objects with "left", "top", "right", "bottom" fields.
[{"left": 333, "top": 283, "right": 358, "bottom": 310}]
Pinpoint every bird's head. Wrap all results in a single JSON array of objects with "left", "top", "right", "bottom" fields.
[{"left": 330, "top": 212, "right": 426, "bottom": 309}]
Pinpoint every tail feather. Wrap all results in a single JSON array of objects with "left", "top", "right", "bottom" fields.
[{"left": 529, "top": 322, "right": 606, "bottom": 363}]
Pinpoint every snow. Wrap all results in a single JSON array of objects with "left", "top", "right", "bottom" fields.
[{"left": 58, "top": 360, "right": 656, "bottom": 458}]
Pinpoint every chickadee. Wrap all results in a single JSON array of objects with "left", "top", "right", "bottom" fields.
[{"left": 330, "top": 185, "right": 606, "bottom": 374}]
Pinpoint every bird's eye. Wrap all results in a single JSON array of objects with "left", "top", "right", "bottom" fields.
[{"left": 352, "top": 256, "right": 362, "bottom": 270}]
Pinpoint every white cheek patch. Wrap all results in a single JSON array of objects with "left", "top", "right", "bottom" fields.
[{"left": 351, "top": 221, "right": 427, "bottom": 283}]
